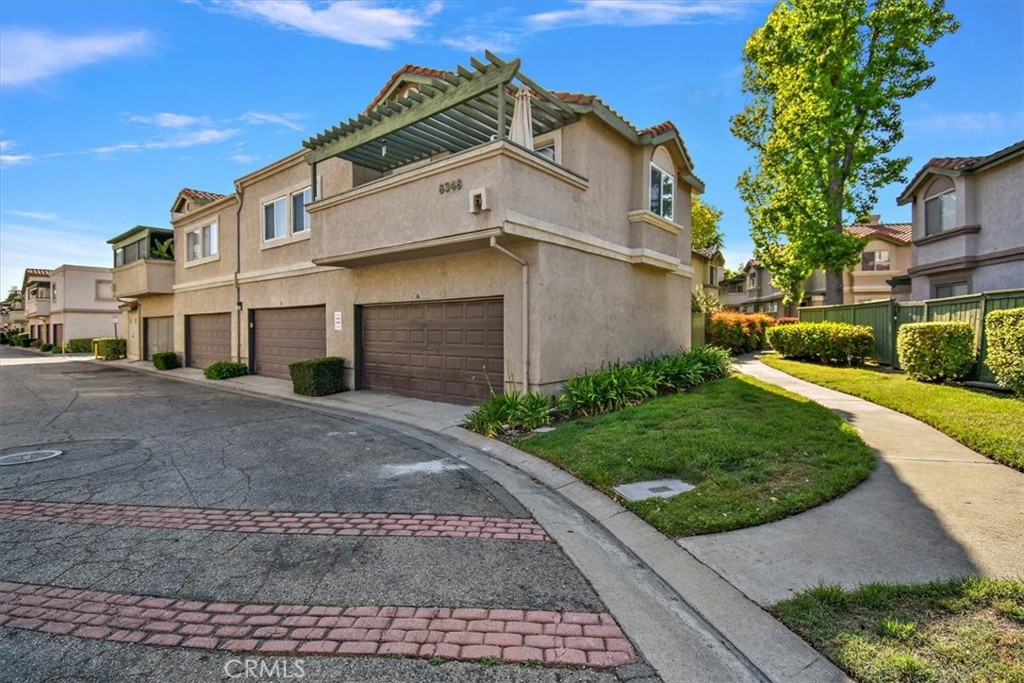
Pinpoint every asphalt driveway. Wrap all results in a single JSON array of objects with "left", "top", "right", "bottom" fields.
[{"left": 0, "top": 349, "right": 640, "bottom": 682}]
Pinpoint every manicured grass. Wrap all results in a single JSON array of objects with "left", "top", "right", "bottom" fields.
[
  {"left": 761, "top": 355, "right": 1024, "bottom": 471},
  {"left": 516, "top": 375, "right": 875, "bottom": 537},
  {"left": 774, "top": 577, "right": 1024, "bottom": 683}
]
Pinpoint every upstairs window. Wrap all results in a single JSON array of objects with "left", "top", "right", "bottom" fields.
[
  {"left": 291, "top": 187, "right": 312, "bottom": 233},
  {"left": 709, "top": 266, "right": 719, "bottom": 285},
  {"left": 187, "top": 222, "right": 218, "bottom": 262},
  {"left": 264, "top": 197, "right": 288, "bottom": 241},
  {"left": 934, "top": 281, "right": 968, "bottom": 298},
  {"left": 861, "top": 249, "right": 891, "bottom": 271},
  {"left": 924, "top": 176, "right": 956, "bottom": 236},
  {"left": 650, "top": 164, "right": 674, "bottom": 220},
  {"left": 748, "top": 271, "right": 758, "bottom": 289},
  {"left": 536, "top": 144, "right": 556, "bottom": 162}
]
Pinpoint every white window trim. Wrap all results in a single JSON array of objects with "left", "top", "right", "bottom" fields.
[
  {"left": 649, "top": 162, "right": 675, "bottom": 222},
  {"left": 259, "top": 178, "right": 319, "bottom": 250},
  {"left": 262, "top": 195, "right": 289, "bottom": 243},
  {"left": 184, "top": 221, "right": 220, "bottom": 267},
  {"left": 533, "top": 130, "right": 562, "bottom": 165}
]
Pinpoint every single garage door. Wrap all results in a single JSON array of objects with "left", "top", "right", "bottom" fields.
[
  {"left": 144, "top": 316, "right": 173, "bottom": 360},
  {"left": 186, "top": 313, "right": 231, "bottom": 369},
  {"left": 253, "top": 306, "right": 326, "bottom": 380},
  {"left": 361, "top": 297, "right": 503, "bottom": 404}
]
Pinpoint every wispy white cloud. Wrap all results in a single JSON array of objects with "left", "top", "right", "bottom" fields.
[
  {"left": 0, "top": 153, "right": 33, "bottom": 168},
  {"left": 238, "top": 111, "right": 306, "bottom": 132},
  {"left": 214, "top": 0, "right": 440, "bottom": 49},
  {"left": 127, "top": 112, "right": 212, "bottom": 128},
  {"left": 527, "top": 0, "right": 744, "bottom": 29},
  {"left": 230, "top": 153, "right": 260, "bottom": 164},
  {"left": 92, "top": 127, "right": 241, "bottom": 155},
  {"left": 909, "top": 110, "right": 1024, "bottom": 135},
  {"left": 0, "top": 29, "right": 152, "bottom": 87},
  {"left": 5, "top": 210, "right": 58, "bottom": 221},
  {"left": 441, "top": 33, "right": 517, "bottom": 54}
]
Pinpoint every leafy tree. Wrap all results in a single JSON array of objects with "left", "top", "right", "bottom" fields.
[
  {"left": 5, "top": 286, "right": 20, "bottom": 302},
  {"left": 691, "top": 196, "right": 725, "bottom": 250},
  {"left": 732, "top": 0, "right": 958, "bottom": 304}
]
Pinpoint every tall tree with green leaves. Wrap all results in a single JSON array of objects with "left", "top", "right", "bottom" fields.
[
  {"left": 732, "top": 0, "right": 958, "bottom": 304},
  {"left": 691, "top": 195, "right": 725, "bottom": 250}
]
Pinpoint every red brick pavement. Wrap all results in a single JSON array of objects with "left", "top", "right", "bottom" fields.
[
  {"left": 0, "top": 499, "right": 550, "bottom": 542},
  {"left": 0, "top": 581, "right": 635, "bottom": 668}
]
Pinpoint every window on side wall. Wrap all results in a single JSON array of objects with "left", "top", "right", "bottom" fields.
[
  {"left": 536, "top": 144, "right": 555, "bottom": 162},
  {"left": 934, "top": 281, "right": 968, "bottom": 298},
  {"left": 650, "top": 164, "right": 674, "bottom": 220},
  {"left": 187, "top": 222, "right": 218, "bottom": 262},
  {"left": 861, "top": 249, "right": 891, "bottom": 271},
  {"left": 263, "top": 197, "right": 288, "bottom": 241},
  {"left": 924, "top": 176, "right": 956, "bottom": 236},
  {"left": 291, "top": 187, "right": 312, "bottom": 233}
]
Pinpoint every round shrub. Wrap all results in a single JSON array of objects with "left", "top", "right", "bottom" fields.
[
  {"left": 897, "top": 322, "right": 975, "bottom": 382},
  {"left": 708, "top": 312, "right": 775, "bottom": 354},
  {"left": 985, "top": 307, "right": 1024, "bottom": 396},
  {"left": 767, "top": 322, "right": 874, "bottom": 365},
  {"left": 39, "top": 343, "right": 53, "bottom": 352},
  {"left": 152, "top": 351, "right": 181, "bottom": 371}
]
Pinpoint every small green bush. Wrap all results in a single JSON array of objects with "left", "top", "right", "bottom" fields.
[
  {"left": 39, "top": 343, "right": 53, "bottom": 352},
  {"left": 289, "top": 356, "right": 347, "bottom": 396},
  {"left": 708, "top": 311, "right": 775, "bottom": 354},
  {"left": 152, "top": 351, "right": 181, "bottom": 371},
  {"left": 203, "top": 361, "right": 249, "bottom": 380},
  {"left": 51, "top": 346, "right": 64, "bottom": 354},
  {"left": 984, "top": 307, "right": 1024, "bottom": 396},
  {"left": 768, "top": 322, "right": 875, "bottom": 365},
  {"left": 465, "top": 388, "right": 553, "bottom": 437},
  {"left": 67, "top": 338, "right": 93, "bottom": 353},
  {"left": 897, "top": 322, "right": 975, "bottom": 382},
  {"left": 94, "top": 337, "right": 127, "bottom": 360},
  {"left": 30, "top": 338, "right": 42, "bottom": 348}
]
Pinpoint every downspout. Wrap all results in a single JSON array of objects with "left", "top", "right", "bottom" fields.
[
  {"left": 489, "top": 236, "right": 529, "bottom": 392},
  {"left": 234, "top": 183, "right": 244, "bottom": 362}
]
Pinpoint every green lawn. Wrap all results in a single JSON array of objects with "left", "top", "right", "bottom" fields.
[
  {"left": 760, "top": 355, "right": 1024, "bottom": 471},
  {"left": 774, "top": 578, "right": 1024, "bottom": 683},
  {"left": 516, "top": 375, "right": 875, "bottom": 537}
]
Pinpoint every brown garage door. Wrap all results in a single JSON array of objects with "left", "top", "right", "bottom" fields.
[
  {"left": 187, "top": 313, "right": 231, "bottom": 369},
  {"left": 144, "top": 316, "right": 173, "bottom": 360},
  {"left": 253, "top": 306, "right": 326, "bottom": 380},
  {"left": 361, "top": 298, "right": 503, "bottom": 404}
]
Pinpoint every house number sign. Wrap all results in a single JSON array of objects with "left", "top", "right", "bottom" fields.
[{"left": 439, "top": 179, "right": 463, "bottom": 194}]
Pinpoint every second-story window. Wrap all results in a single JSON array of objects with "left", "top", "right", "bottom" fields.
[
  {"left": 291, "top": 187, "right": 312, "bottom": 233},
  {"left": 924, "top": 176, "right": 956, "bottom": 236},
  {"left": 748, "top": 271, "right": 758, "bottom": 289},
  {"left": 861, "top": 249, "right": 891, "bottom": 271},
  {"left": 536, "top": 144, "right": 555, "bottom": 162},
  {"left": 264, "top": 197, "right": 288, "bottom": 241},
  {"left": 187, "top": 222, "right": 218, "bottom": 262},
  {"left": 650, "top": 164, "right": 675, "bottom": 220}
]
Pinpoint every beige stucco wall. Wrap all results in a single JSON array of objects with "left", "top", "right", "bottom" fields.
[
  {"left": 846, "top": 239, "right": 911, "bottom": 302},
  {"left": 49, "top": 311, "right": 118, "bottom": 342},
  {"left": 51, "top": 266, "right": 118, "bottom": 313},
  {"left": 113, "top": 260, "right": 174, "bottom": 298}
]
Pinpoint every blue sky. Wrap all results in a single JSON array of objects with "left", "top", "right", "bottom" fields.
[{"left": 1, "top": 0, "right": 1021, "bottom": 295}]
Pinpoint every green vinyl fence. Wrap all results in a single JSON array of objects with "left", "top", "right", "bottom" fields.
[
  {"left": 798, "top": 289, "right": 1024, "bottom": 382},
  {"left": 691, "top": 312, "right": 709, "bottom": 347}
]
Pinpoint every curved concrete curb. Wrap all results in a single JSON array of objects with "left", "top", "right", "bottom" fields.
[{"left": 95, "top": 358, "right": 849, "bottom": 683}]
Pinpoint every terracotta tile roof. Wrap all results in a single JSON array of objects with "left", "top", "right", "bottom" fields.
[
  {"left": 179, "top": 188, "right": 227, "bottom": 202},
  {"left": 898, "top": 139, "right": 1024, "bottom": 204},
  {"left": 846, "top": 222, "right": 912, "bottom": 244},
  {"left": 641, "top": 121, "right": 678, "bottom": 137},
  {"left": 693, "top": 246, "right": 720, "bottom": 260},
  {"left": 366, "top": 64, "right": 451, "bottom": 112},
  {"left": 23, "top": 268, "right": 51, "bottom": 278}
]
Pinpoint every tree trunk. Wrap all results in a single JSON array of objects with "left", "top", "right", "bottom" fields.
[{"left": 825, "top": 269, "right": 844, "bottom": 305}]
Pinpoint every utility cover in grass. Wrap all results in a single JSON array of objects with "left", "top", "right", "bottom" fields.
[{"left": 614, "top": 479, "right": 694, "bottom": 502}]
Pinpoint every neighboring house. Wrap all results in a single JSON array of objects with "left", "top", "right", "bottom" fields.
[
  {"left": 108, "top": 225, "right": 176, "bottom": 361},
  {"left": 897, "top": 139, "right": 1024, "bottom": 299},
  {"left": 171, "top": 54, "right": 701, "bottom": 403},
  {"left": 844, "top": 218, "right": 912, "bottom": 303},
  {"left": 718, "top": 274, "right": 747, "bottom": 309},
  {"left": 22, "top": 269, "right": 52, "bottom": 342},
  {"left": 1, "top": 292, "right": 25, "bottom": 334},
  {"left": 691, "top": 246, "right": 725, "bottom": 299},
  {"left": 47, "top": 265, "right": 120, "bottom": 346}
]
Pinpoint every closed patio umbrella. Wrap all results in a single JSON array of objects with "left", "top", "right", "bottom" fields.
[{"left": 509, "top": 86, "right": 534, "bottom": 150}]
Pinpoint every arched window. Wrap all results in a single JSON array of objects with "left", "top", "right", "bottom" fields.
[
  {"left": 650, "top": 147, "right": 676, "bottom": 220},
  {"left": 924, "top": 176, "right": 956, "bottom": 236}
]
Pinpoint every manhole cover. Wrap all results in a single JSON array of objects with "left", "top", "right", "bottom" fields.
[{"left": 0, "top": 450, "right": 64, "bottom": 466}]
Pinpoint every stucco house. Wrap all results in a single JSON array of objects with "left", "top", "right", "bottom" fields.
[
  {"left": 844, "top": 219, "right": 912, "bottom": 303},
  {"left": 22, "top": 265, "right": 119, "bottom": 346},
  {"left": 897, "top": 139, "right": 1023, "bottom": 299},
  {"left": 169, "top": 53, "right": 700, "bottom": 403},
  {"left": 2, "top": 291, "right": 26, "bottom": 335},
  {"left": 108, "top": 225, "right": 176, "bottom": 361},
  {"left": 691, "top": 246, "right": 725, "bottom": 300}
]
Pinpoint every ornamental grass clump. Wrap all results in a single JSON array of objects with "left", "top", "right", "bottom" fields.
[
  {"left": 464, "top": 389, "right": 553, "bottom": 438},
  {"left": 897, "top": 322, "right": 975, "bottom": 382},
  {"left": 984, "top": 307, "right": 1024, "bottom": 396}
]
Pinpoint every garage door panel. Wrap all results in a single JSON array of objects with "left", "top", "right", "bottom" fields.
[
  {"left": 187, "top": 313, "right": 231, "bottom": 369},
  {"left": 253, "top": 306, "right": 326, "bottom": 380},
  {"left": 362, "top": 298, "right": 503, "bottom": 404}
]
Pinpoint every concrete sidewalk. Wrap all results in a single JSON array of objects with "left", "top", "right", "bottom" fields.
[
  {"left": 679, "top": 355, "right": 1024, "bottom": 606},
  {"left": 96, "top": 356, "right": 848, "bottom": 683}
]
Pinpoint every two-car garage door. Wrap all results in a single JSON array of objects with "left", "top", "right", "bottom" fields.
[{"left": 361, "top": 298, "right": 503, "bottom": 404}]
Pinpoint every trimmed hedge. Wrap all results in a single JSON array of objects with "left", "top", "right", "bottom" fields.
[
  {"left": 289, "top": 356, "right": 347, "bottom": 396},
  {"left": 897, "top": 322, "right": 975, "bottom": 382},
  {"left": 767, "top": 322, "right": 875, "bottom": 366},
  {"left": 67, "top": 338, "right": 93, "bottom": 353},
  {"left": 152, "top": 351, "right": 181, "bottom": 371},
  {"left": 203, "top": 361, "right": 249, "bottom": 380},
  {"left": 94, "top": 337, "right": 127, "bottom": 360},
  {"left": 985, "top": 307, "right": 1024, "bottom": 396},
  {"left": 708, "top": 312, "right": 775, "bottom": 354}
]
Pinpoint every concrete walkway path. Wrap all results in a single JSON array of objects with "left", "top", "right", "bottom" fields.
[{"left": 679, "top": 355, "right": 1024, "bottom": 607}]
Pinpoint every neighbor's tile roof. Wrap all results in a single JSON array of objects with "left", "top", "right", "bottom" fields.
[
  {"left": 366, "top": 64, "right": 451, "bottom": 112},
  {"left": 693, "top": 246, "right": 721, "bottom": 260},
  {"left": 847, "top": 222, "right": 912, "bottom": 244},
  {"left": 179, "top": 188, "right": 227, "bottom": 202},
  {"left": 898, "top": 139, "right": 1024, "bottom": 203}
]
